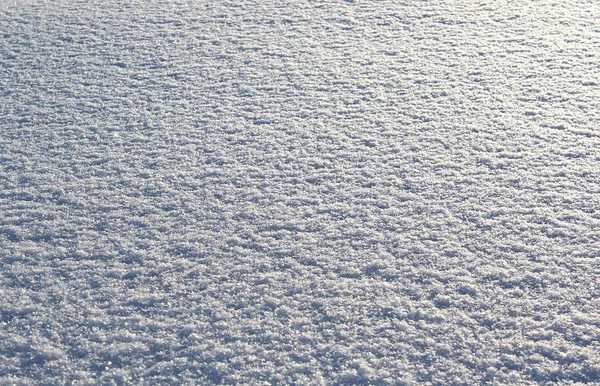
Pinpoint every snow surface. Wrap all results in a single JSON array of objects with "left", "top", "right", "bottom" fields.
[{"left": 1, "top": 0, "right": 600, "bottom": 384}]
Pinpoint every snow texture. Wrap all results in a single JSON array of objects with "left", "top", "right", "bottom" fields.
[{"left": 1, "top": 0, "right": 600, "bottom": 384}]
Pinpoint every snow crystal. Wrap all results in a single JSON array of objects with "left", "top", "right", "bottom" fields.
[{"left": 1, "top": 0, "right": 599, "bottom": 384}]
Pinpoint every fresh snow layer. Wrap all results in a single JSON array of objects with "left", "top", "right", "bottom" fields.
[{"left": 1, "top": 0, "right": 600, "bottom": 384}]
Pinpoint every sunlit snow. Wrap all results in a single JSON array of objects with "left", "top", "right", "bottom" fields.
[{"left": 1, "top": 0, "right": 599, "bottom": 384}]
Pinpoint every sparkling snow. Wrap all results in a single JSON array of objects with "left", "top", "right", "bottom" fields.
[{"left": 1, "top": 0, "right": 600, "bottom": 384}]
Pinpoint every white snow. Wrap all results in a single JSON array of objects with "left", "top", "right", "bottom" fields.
[{"left": 1, "top": 0, "right": 600, "bottom": 384}]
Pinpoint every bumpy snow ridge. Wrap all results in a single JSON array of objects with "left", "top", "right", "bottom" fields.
[{"left": 1, "top": 0, "right": 599, "bottom": 384}]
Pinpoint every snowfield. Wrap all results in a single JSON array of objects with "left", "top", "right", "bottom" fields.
[{"left": 1, "top": 0, "right": 600, "bottom": 384}]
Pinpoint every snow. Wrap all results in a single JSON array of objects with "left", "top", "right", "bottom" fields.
[{"left": 1, "top": 0, "right": 600, "bottom": 384}]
